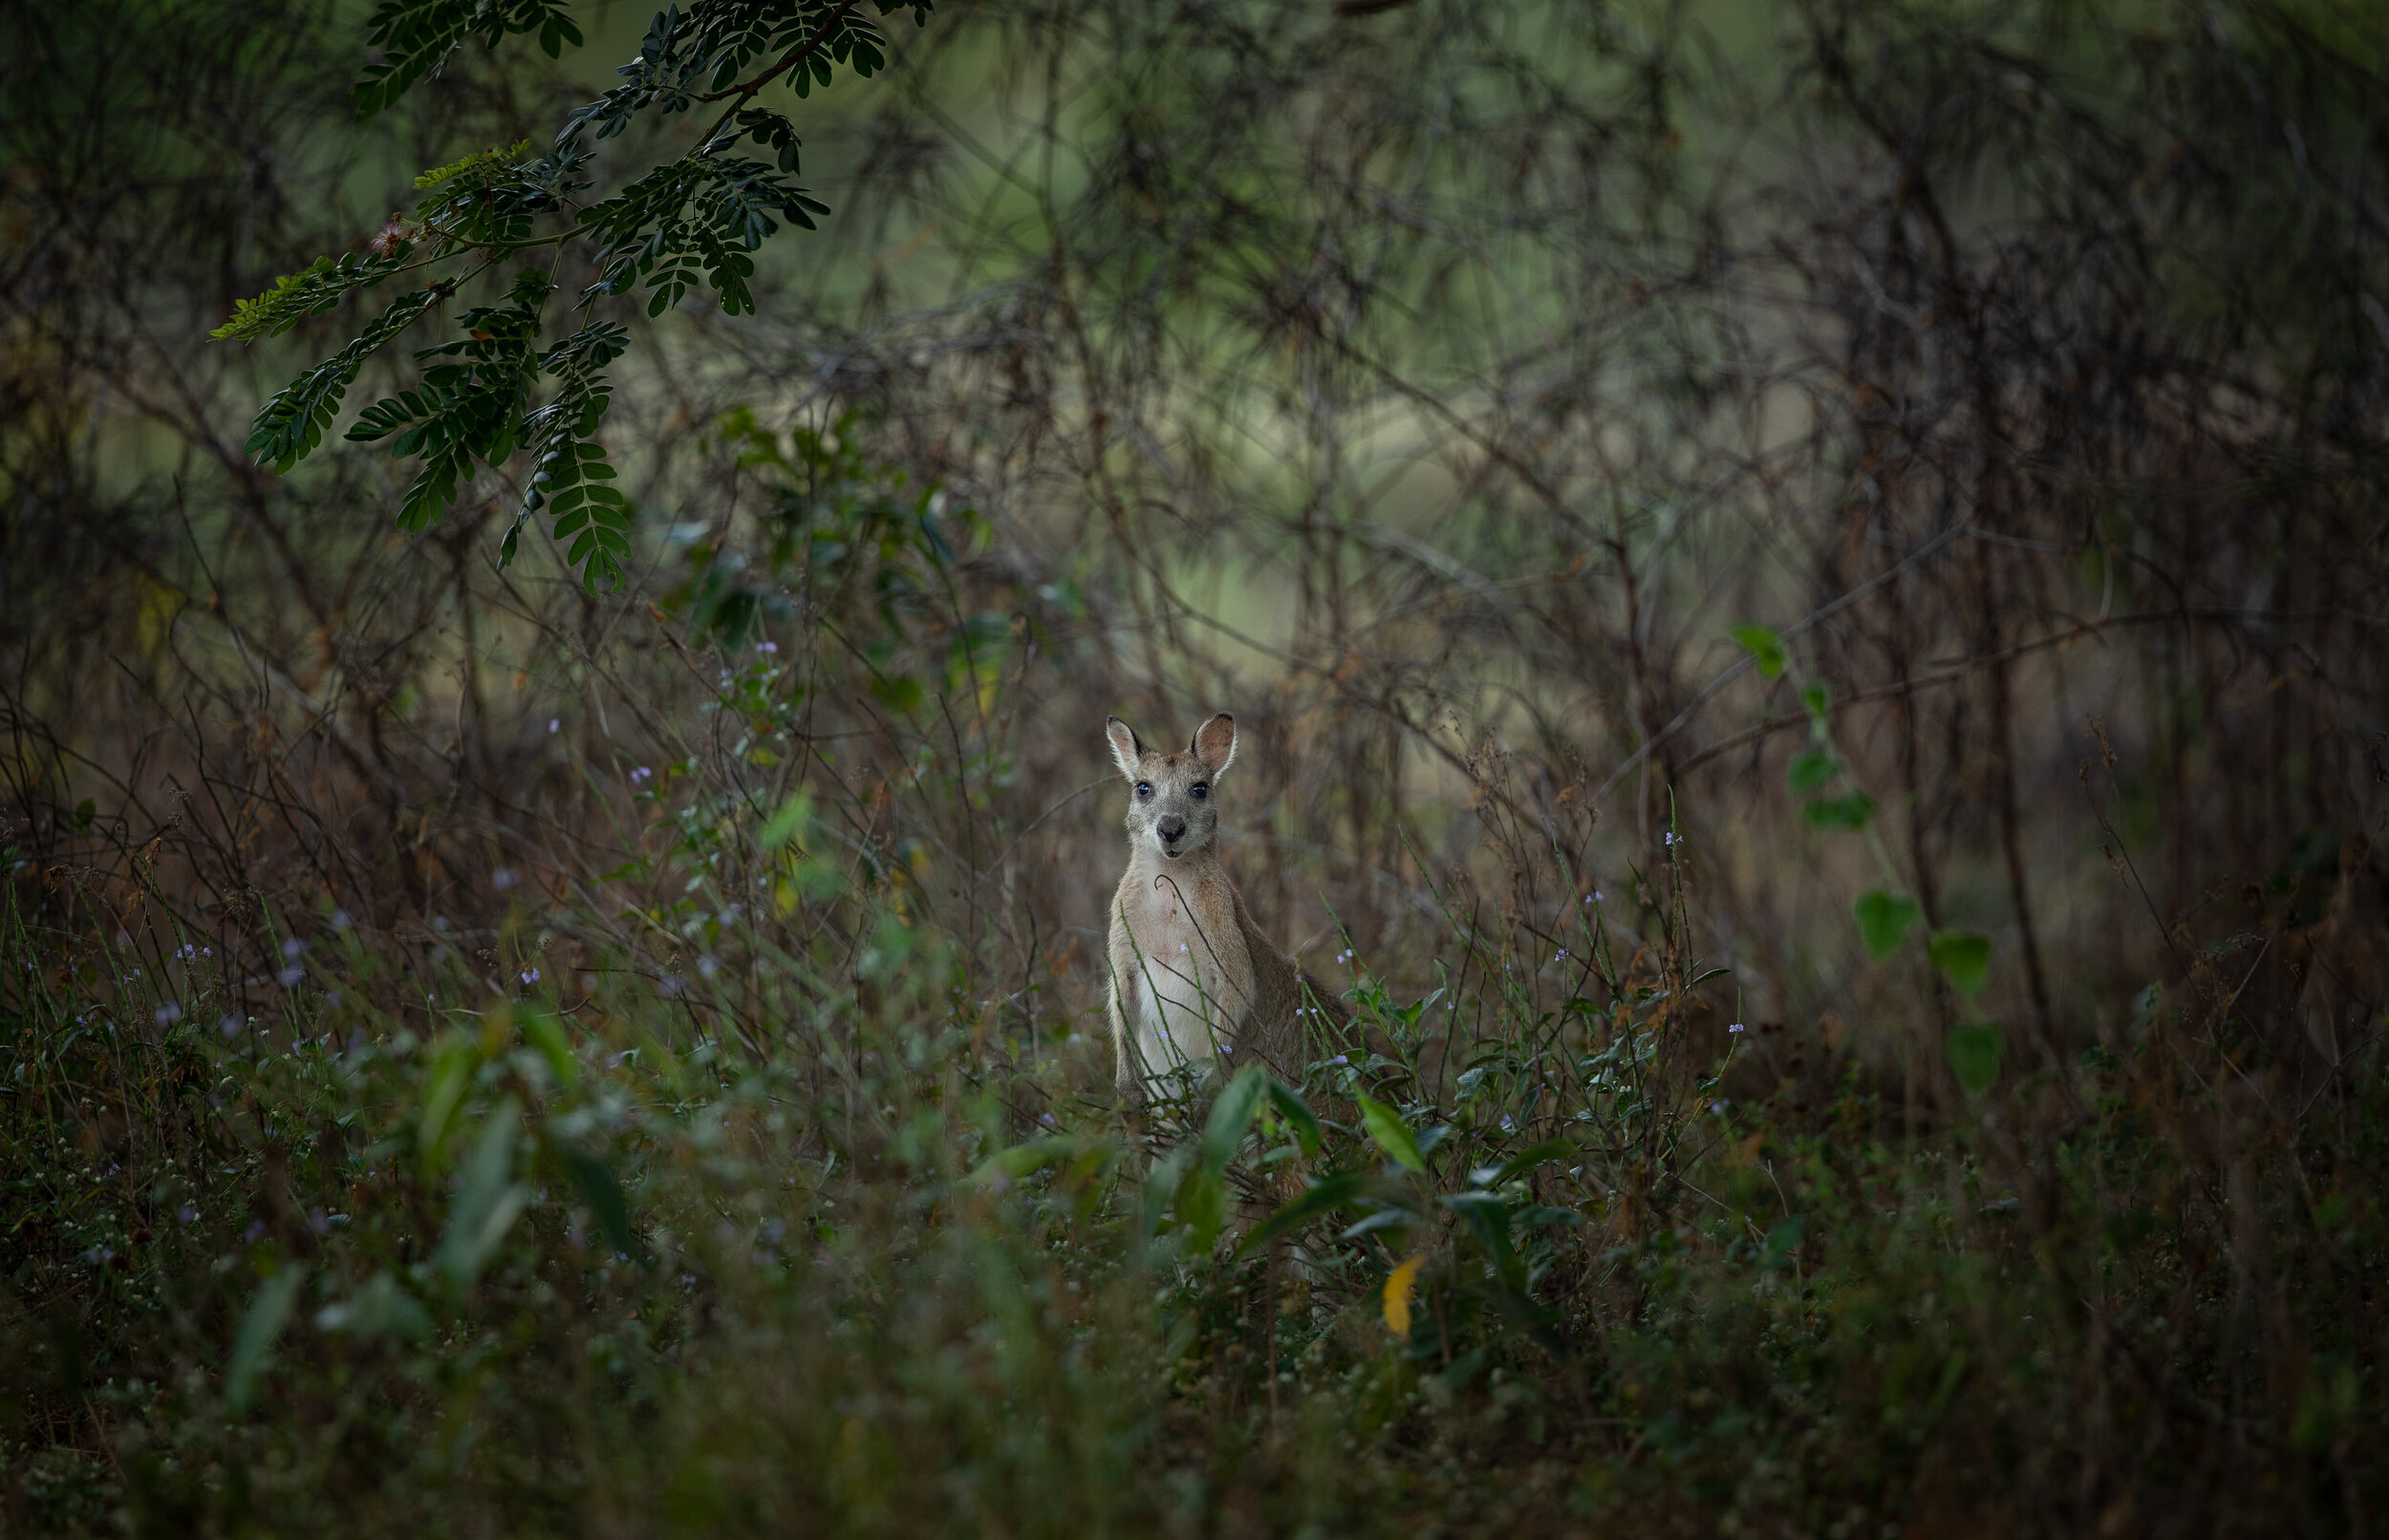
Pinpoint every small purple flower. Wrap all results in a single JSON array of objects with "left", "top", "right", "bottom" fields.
[
  {"left": 520, "top": 968, "right": 540, "bottom": 985},
  {"left": 1729, "top": 1021, "right": 1746, "bottom": 1034},
  {"left": 492, "top": 866, "right": 517, "bottom": 889},
  {"left": 548, "top": 717, "right": 560, "bottom": 734},
  {"left": 153, "top": 1003, "right": 183, "bottom": 1026},
  {"left": 277, "top": 965, "right": 304, "bottom": 988}
]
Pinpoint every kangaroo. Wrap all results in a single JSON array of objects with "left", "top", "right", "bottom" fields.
[
  {"left": 2300, "top": 833, "right": 2389, "bottom": 1074},
  {"left": 1104, "top": 713, "right": 1336, "bottom": 1104}
]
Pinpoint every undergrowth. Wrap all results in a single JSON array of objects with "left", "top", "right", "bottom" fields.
[{"left": 4, "top": 801, "right": 2381, "bottom": 1535}]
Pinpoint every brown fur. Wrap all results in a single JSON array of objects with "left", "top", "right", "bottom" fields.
[
  {"left": 2301, "top": 834, "right": 2389, "bottom": 1073},
  {"left": 1102, "top": 713, "right": 1336, "bottom": 1104}
]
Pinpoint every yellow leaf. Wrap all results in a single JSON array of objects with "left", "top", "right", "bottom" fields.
[
  {"left": 134, "top": 572, "right": 184, "bottom": 659},
  {"left": 1383, "top": 1254, "right": 1424, "bottom": 1338}
]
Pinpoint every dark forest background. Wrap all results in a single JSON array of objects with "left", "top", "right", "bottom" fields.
[{"left": 3, "top": 0, "right": 2386, "bottom": 1533}]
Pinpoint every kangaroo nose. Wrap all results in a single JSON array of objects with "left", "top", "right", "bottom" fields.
[{"left": 1157, "top": 815, "right": 1187, "bottom": 842}]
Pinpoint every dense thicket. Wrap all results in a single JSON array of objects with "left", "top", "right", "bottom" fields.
[{"left": 3, "top": 1, "right": 2384, "bottom": 1533}]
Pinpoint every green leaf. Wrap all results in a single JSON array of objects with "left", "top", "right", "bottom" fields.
[
  {"left": 1467, "top": 1140, "right": 1575, "bottom": 1190},
  {"left": 212, "top": 253, "right": 406, "bottom": 343},
  {"left": 760, "top": 790, "right": 814, "bottom": 852},
  {"left": 1139, "top": 1146, "right": 1193, "bottom": 1243},
  {"left": 1442, "top": 1190, "right": 1524, "bottom": 1290},
  {"left": 1174, "top": 1164, "right": 1227, "bottom": 1255},
  {"left": 563, "top": 1149, "right": 638, "bottom": 1258},
  {"left": 1946, "top": 1021, "right": 2003, "bottom": 1093},
  {"left": 1800, "top": 681, "right": 1832, "bottom": 725},
  {"left": 1787, "top": 749, "right": 1841, "bottom": 795},
  {"left": 1200, "top": 1063, "right": 1269, "bottom": 1176},
  {"left": 1854, "top": 890, "right": 1921, "bottom": 959},
  {"left": 1732, "top": 624, "right": 1786, "bottom": 679},
  {"left": 1802, "top": 790, "right": 1876, "bottom": 830},
  {"left": 870, "top": 674, "right": 924, "bottom": 713},
  {"left": 312, "top": 1271, "right": 430, "bottom": 1342},
  {"left": 1234, "top": 1170, "right": 1372, "bottom": 1258},
  {"left": 226, "top": 1265, "right": 306, "bottom": 1412},
  {"left": 1265, "top": 1079, "right": 1322, "bottom": 1160},
  {"left": 439, "top": 1099, "right": 528, "bottom": 1292},
  {"left": 968, "top": 1134, "right": 1086, "bottom": 1187},
  {"left": 242, "top": 288, "right": 441, "bottom": 473},
  {"left": 1929, "top": 930, "right": 1994, "bottom": 996},
  {"left": 1357, "top": 1094, "right": 1427, "bottom": 1173}
]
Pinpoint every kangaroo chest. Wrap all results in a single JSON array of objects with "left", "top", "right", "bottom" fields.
[{"left": 1114, "top": 865, "right": 1255, "bottom": 1068}]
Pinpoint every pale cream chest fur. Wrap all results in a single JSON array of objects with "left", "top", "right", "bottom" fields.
[{"left": 1109, "top": 856, "right": 1257, "bottom": 1078}]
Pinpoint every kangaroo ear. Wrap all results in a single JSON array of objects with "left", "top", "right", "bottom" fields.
[
  {"left": 1191, "top": 713, "right": 1237, "bottom": 777},
  {"left": 1105, "top": 717, "right": 1145, "bottom": 779}
]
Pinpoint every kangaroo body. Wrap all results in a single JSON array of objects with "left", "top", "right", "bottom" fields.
[{"left": 1103, "top": 714, "right": 1321, "bottom": 1102}]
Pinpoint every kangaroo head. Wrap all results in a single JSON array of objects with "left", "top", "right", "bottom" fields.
[{"left": 1105, "top": 713, "right": 1237, "bottom": 861}]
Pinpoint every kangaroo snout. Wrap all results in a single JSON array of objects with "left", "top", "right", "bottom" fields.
[{"left": 1156, "top": 814, "right": 1188, "bottom": 845}]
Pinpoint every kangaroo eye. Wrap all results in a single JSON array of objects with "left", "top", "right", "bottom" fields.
[
  {"left": 1134, "top": 782, "right": 1152, "bottom": 801},
  {"left": 1190, "top": 783, "right": 1208, "bottom": 800}
]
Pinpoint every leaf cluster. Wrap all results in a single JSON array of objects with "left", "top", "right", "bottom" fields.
[{"left": 219, "top": 0, "right": 934, "bottom": 587}]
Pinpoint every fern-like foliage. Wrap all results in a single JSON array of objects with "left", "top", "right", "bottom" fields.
[
  {"left": 220, "top": 0, "right": 933, "bottom": 584},
  {"left": 211, "top": 253, "right": 411, "bottom": 343},
  {"left": 242, "top": 288, "right": 443, "bottom": 472},
  {"left": 513, "top": 321, "right": 632, "bottom": 590},
  {"left": 352, "top": 0, "right": 584, "bottom": 120}
]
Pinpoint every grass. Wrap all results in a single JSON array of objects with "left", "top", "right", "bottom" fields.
[
  {"left": 3, "top": 795, "right": 2380, "bottom": 1535},
  {"left": 7, "top": 0, "right": 2388, "bottom": 1531}
]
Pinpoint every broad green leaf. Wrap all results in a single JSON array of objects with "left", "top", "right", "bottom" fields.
[
  {"left": 312, "top": 1271, "right": 430, "bottom": 1342},
  {"left": 226, "top": 1265, "right": 306, "bottom": 1411},
  {"left": 439, "top": 1098, "right": 528, "bottom": 1292},
  {"left": 1139, "top": 1146, "right": 1194, "bottom": 1243},
  {"left": 1787, "top": 749, "right": 1841, "bottom": 795},
  {"left": 760, "top": 790, "right": 814, "bottom": 851},
  {"left": 1802, "top": 790, "right": 1876, "bottom": 830},
  {"left": 1854, "top": 890, "right": 1921, "bottom": 959},
  {"left": 564, "top": 1149, "right": 639, "bottom": 1259},
  {"left": 967, "top": 1134, "right": 1087, "bottom": 1187},
  {"left": 1357, "top": 1094, "right": 1427, "bottom": 1173},
  {"left": 1265, "top": 1079, "right": 1322, "bottom": 1160},
  {"left": 518, "top": 1009, "right": 576, "bottom": 1086},
  {"left": 1929, "top": 930, "right": 1994, "bottom": 995},
  {"left": 1235, "top": 1169, "right": 1372, "bottom": 1257},
  {"left": 1200, "top": 1063, "right": 1269, "bottom": 1175},
  {"left": 1947, "top": 1021, "right": 2003, "bottom": 1093},
  {"left": 1467, "top": 1140, "right": 1575, "bottom": 1190},
  {"left": 1732, "top": 624, "right": 1786, "bottom": 679},
  {"left": 1443, "top": 1189, "right": 1524, "bottom": 1290},
  {"left": 1174, "top": 1164, "right": 1227, "bottom": 1254}
]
